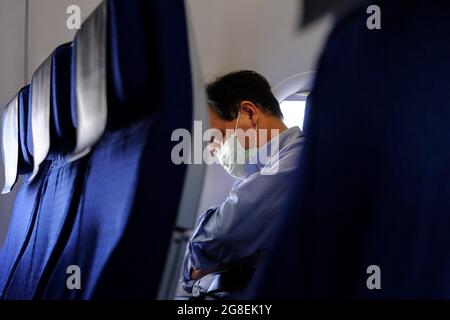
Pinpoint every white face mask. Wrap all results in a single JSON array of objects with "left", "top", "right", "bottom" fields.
[{"left": 216, "top": 111, "right": 258, "bottom": 179}]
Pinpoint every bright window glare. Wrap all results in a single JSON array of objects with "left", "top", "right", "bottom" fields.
[{"left": 280, "top": 100, "right": 306, "bottom": 130}]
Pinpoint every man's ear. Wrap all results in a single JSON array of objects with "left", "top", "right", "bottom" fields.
[{"left": 240, "top": 101, "right": 260, "bottom": 125}]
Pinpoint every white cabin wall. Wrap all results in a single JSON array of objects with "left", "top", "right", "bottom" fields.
[
  {"left": 187, "top": 0, "right": 331, "bottom": 84},
  {"left": 27, "top": 0, "right": 103, "bottom": 81}
]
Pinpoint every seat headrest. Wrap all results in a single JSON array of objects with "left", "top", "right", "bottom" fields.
[
  {"left": 29, "top": 43, "right": 76, "bottom": 179},
  {"left": 29, "top": 54, "right": 52, "bottom": 180},
  {"left": 107, "top": 0, "right": 157, "bottom": 109},
  {"left": 70, "top": 1, "right": 107, "bottom": 158},
  {"left": 50, "top": 42, "right": 76, "bottom": 154},
  {"left": 2, "top": 94, "right": 20, "bottom": 194},
  {"left": 70, "top": 0, "right": 163, "bottom": 158},
  {"left": 17, "top": 85, "right": 33, "bottom": 174}
]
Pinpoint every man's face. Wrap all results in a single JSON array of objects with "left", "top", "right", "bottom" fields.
[
  {"left": 208, "top": 108, "right": 235, "bottom": 156},
  {"left": 208, "top": 106, "right": 256, "bottom": 155}
]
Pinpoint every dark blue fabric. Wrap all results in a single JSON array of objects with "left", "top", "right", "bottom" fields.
[
  {"left": 108, "top": 0, "right": 151, "bottom": 105},
  {"left": 2, "top": 158, "right": 82, "bottom": 299},
  {"left": 247, "top": 0, "right": 450, "bottom": 299},
  {"left": 17, "top": 85, "right": 33, "bottom": 174},
  {"left": 41, "top": 122, "right": 152, "bottom": 299},
  {"left": 106, "top": 0, "right": 160, "bottom": 129},
  {"left": 50, "top": 43, "right": 75, "bottom": 154},
  {"left": 0, "top": 83, "right": 47, "bottom": 297},
  {"left": 40, "top": 0, "right": 193, "bottom": 299},
  {"left": 0, "top": 163, "right": 48, "bottom": 298}
]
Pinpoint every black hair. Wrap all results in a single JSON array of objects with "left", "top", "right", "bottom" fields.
[{"left": 206, "top": 70, "right": 283, "bottom": 121}]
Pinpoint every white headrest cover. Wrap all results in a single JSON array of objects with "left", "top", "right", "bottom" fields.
[
  {"left": 71, "top": 1, "right": 108, "bottom": 160},
  {"left": 2, "top": 94, "right": 20, "bottom": 194},
  {"left": 29, "top": 55, "right": 52, "bottom": 181}
]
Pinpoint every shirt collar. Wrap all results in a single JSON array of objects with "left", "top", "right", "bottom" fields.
[{"left": 244, "top": 126, "right": 304, "bottom": 177}]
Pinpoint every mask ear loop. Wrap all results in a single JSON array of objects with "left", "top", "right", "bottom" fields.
[
  {"left": 234, "top": 110, "right": 242, "bottom": 131},
  {"left": 255, "top": 122, "right": 258, "bottom": 150}
]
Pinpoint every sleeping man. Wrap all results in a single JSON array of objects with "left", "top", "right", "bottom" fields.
[{"left": 181, "top": 70, "right": 305, "bottom": 295}]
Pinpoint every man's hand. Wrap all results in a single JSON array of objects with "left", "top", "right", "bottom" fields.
[
  {"left": 190, "top": 263, "right": 226, "bottom": 280},
  {"left": 190, "top": 269, "right": 212, "bottom": 280}
]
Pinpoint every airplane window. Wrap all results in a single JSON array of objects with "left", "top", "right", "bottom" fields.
[
  {"left": 273, "top": 71, "right": 313, "bottom": 131},
  {"left": 280, "top": 100, "right": 306, "bottom": 130}
]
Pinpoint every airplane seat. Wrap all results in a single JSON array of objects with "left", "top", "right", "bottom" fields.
[
  {"left": 0, "top": 42, "right": 87, "bottom": 300},
  {"left": 0, "top": 87, "right": 48, "bottom": 294},
  {"left": 39, "top": 0, "right": 206, "bottom": 299},
  {"left": 246, "top": 0, "right": 450, "bottom": 299}
]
